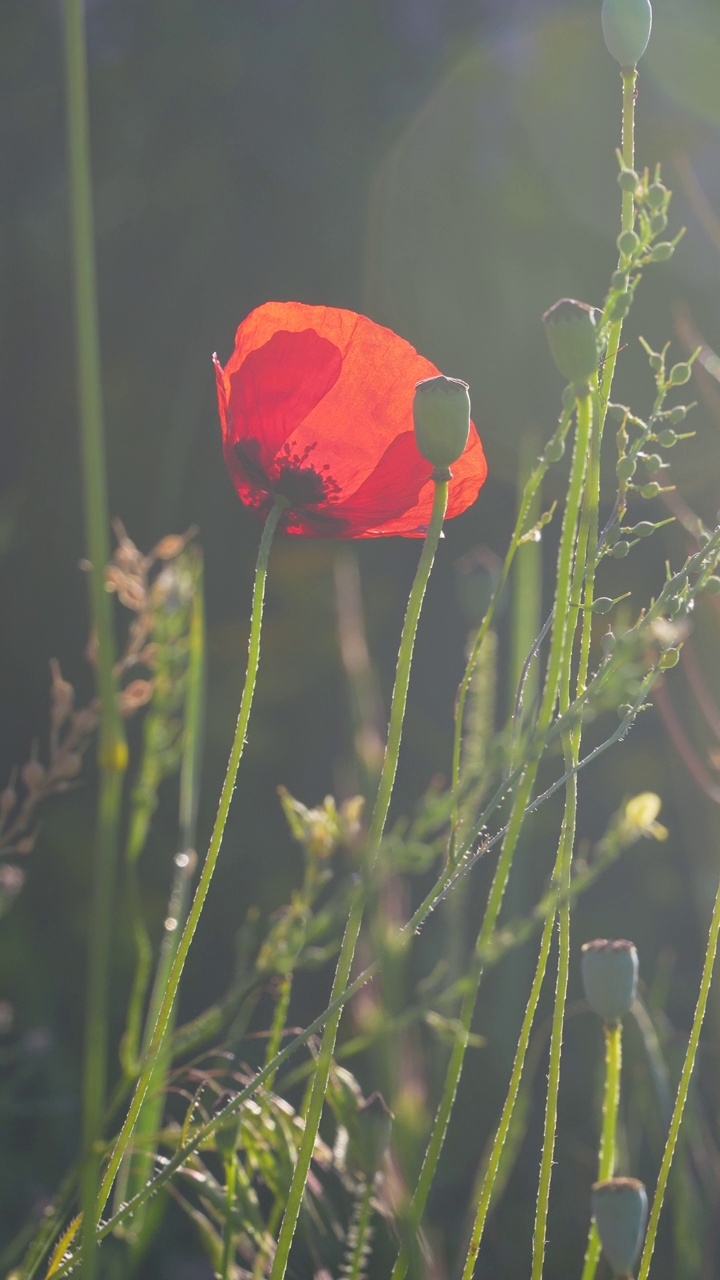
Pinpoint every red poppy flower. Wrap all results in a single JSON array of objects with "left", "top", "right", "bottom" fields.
[{"left": 214, "top": 301, "right": 487, "bottom": 538}]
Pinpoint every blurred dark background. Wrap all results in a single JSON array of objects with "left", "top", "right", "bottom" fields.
[{"left": 2, "top": 0, "right": 720, "bottom": 1276}]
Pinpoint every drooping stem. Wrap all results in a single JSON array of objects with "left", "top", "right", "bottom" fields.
[
  {"left": 63, "top": 3, "right": 128, "bottom": 1277},
  {"left": 268, "top": 477, "right": 449, "bottom": 1280},
  {"left": 581, "top": 1020, "right": 623, "bottom": 1280},
  {"left": 95, "top": 497, "right": 286, "bottom": 1228}
]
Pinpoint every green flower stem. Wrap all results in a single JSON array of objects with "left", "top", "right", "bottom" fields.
[
  {"left": 448, "top": 412, "right": 571, "bottom": 862},
  {"left": 394, "top": 393, "right": 592, "bottom": 1280},
  {"left": 461, "top": 897, "right": 558, "bottom": 1280},
  {"left": 637, "top": 872, "right": 720, "bottom": 1280},
  {"left": 63, "top": 4, "right": 128, "bottom": 1277},
  {"left": 599, "top": 68, "right": 636, "bottom": 423},
  {"left": 95, "top": 497, "right": 286, "bottom": 1229},
  {"left": 532, "top": 385, "right": 596, "bottom": 1278},
  {"left": 581, "top": 1021, "right": 623, "bottom": 1280},
  {"left": 268, "top": 477, "right": 449, "bottom": 1280},
  {"left": 343, "top": 1178, "right": 375, "bottom": 1280},
  {"left": 220, "top": 1155, "right": 238, "bottom": 1280}
]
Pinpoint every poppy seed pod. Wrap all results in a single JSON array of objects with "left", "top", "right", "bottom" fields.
[
  {"left": 542, "top": 299, "right": 600, "bottom": 386},
  {"left": 591, "top": 1178, "right": 648, "bottom": 1276},
  {"left": 413, "top": 375, "right": 471, "bottom": 469},
  {"left": 602, "top": 0, "right": 652, "bottom": 69},
  {"left": 581, "top": 938, "right": 638, "bottom": 1023}
]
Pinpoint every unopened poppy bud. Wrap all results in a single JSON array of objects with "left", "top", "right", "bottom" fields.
[
  {"left": 582, "top": 938, "right": 638, "bottom": 1022},
  {"left": 602, "top": 0, "right": 653, "bottom": 69},
  {"left": 413, "top": 376, "right": 471, "bottom": 468},
  {"left": 591, "top": 1177, "right": 648, "bottom": 1276},
  {"left": 542, "top": 299, "right": 600, "bottom": 386}
]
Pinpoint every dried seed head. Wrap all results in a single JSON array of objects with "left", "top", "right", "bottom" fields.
[
  {"left": 73, "top": 705, "right": 99, "bottom": 736},
  {"left": 21, "top": 759, "right": 46, "bottom": 793},
  {"left": 116, "top": 576, "right": 147, "bottom": 612},
  {"left": 111, "top": 519, "right": 143, "bottom": 573},
  {"left": 49, "top": 659, "right": 74, "bottom": 729},
  {"left": 152, "top": 526, "right": 197, "bottom": 560},
  {"left": 53, "top": 752, "right": 83, "bottom": 780},
  {"left": 118, "top": 679, "right": 153, "bottom": 714}
]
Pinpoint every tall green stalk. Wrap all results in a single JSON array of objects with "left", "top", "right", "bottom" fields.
[
  {"left": 637, "top": 876, "right": 720, "bottom": 1280},
  {"left": 581, "top": 1021, "right": 623, "bottom": 1280},
  {"left": 62, "top": 3, "right": 128, "bottom": 1277},
  {"left": 95, "top": 497, "right": 286, "bottom": 1233},
  {"left": 268, "top": 477, "right": 449, "bottom": 1280},
  {"left": 394, "top": 388, "right": 592, "bottom": 1280}
]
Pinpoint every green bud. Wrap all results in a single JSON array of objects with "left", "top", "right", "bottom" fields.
[
  {"left": 591, "top": 1178, "right": 648, "bottom": 1277},
  {"left": 644, "top": 453, "right": 662, "bottom": 472},
  {"left": 641, "top": 481, "right": 660, "bottom": 499},
  {"left": 592, "top": 597, "right": 616, "bottom": 615},
  {"left": 646, "top": 182, "right": 667, "bottom": 210},
  {"left": 668, "top": 362, "right": 692, "bottom": 386},
  {"left": 606, "top": 525, "right": 621, "bottom": 545},
  {"left": 582, "top": 938, "right": 639, "bottom": 1022},
  {"left": 649, "top": 212, "right": 668, "bottom": 234},
  {"left": 658, "top": 427, "right": 678, "bottom": 446},
  {"left": 611, "top": 540, "right": 631, "bottom": 558},
  {"left": 542, "top": 298, "right": 601, "bottom": 385},
  {"left": 616, "top": 455, "right": 637, "bottom": 482},
  {"left": 607, "top": 292, "right": 632, "bottom": 321},
  {"left": 602, "top": 0, "right": 653, "bottom": 68},
  {"left": 413, "top": 375, "right": 471, "bottom": 467},
  {"left": 618, "top": 167, "right": 638, "bottom": 192},
  {"left": 667, "top": 406, "right": 687, "bottom": 426},
  {"left": 648, "top": 352, "right": 663, "bottom": 373},
  {"left": 608, "top": 403, "right": 628, "bottom": 422},
  {"left": 632, "top": 521, "right": 657, "bottom": 537},
  {"left": 704, "top": 576, "right": 720, "bottom": 595},
  {"left": 617, "top": 228, "right": 640, "bottom": 257},
  {"left": 646, "top": 242, "right": 674, "bottom": 263},
  {"left": 611, "top": 270, "right": 629, "bottom": 290},
  {"left": 659, "top": 647, "right": 681, "bottom": 669},
  {"left": 602, "top": 631, "right": 616, "bottom": 657},
  {"left": 543, "top": 437, "right": 565, "bottom": 463}
]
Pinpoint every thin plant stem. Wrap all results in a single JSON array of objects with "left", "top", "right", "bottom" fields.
[
  {"left": 220, "top": 1155, "right": 238, "bottom": 1280},
  {"left": 581, "top": 1021, "right": 623, "bottom": 1280},
  {"left": 637, "top": 872, "right": 720, "bottom": 1280},
  {"left": 448, "top": 406, "right": 572, "bottom": 861},
  {"left": 461, "top": 899, "right": 558, "bottom": 1279},
  {"left": 63, "top": 3, "right": 128, "bottom": 1277},
  {"left": 531, "top": 384, "right": 596, "bottom": 1279},
  {"left": 268, "top": 477, "right": 449, "bottom": 1280},
  {"left": 599, "top": 68, "right": 636, "bottom": 421},
  {"left": 343, "top": 1178, "right": 375, "bottom": 1280},
  {"left": 394, "top": 392, "right": 592, "bottom": 1280},
  {"left": 95, "top": 497, "right": 286, "bottom": 1229},
  {"left": 113, "top": 557, "right": 205, "bottom": 1224}
]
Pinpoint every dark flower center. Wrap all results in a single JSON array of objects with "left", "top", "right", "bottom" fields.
[{"left": 274, "top": 464, "right": 327, "bottom": 506}]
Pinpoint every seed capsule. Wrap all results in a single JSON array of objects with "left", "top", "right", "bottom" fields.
[
  {"left": 602, "top": 0, "right": 653, "bottom": 69},
  {"left": 581, "top": 938, "right": 638, "bottom": 1022},
  {"left": 591, "top": 1177, "right": 648, "bottom": 1276}
]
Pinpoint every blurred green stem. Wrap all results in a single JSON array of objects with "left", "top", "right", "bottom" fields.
[
  {"left": 63, "top": 2, "right": 128, "bottom": 1277},
  {"left": 637, "top": 875, "right": 720, "bottom": 1280},
  {"left": 96, "top": 497, "right": 285, "bottom": 1227},
  {"left": 581, "top": 1021, "right": 623, "bottom": 1280},
  {"left": 268, "top": 476, "right": 449, "bottom": 1280}
]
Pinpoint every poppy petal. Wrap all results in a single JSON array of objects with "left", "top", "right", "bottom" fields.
[{"left": 216, "top": 302, "right": 488, "bottom": 537}]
